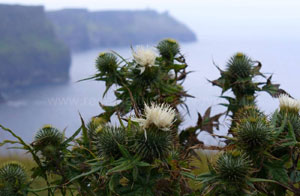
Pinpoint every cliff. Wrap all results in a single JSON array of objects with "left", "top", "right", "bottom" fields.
[
  {"left": 0, "top": 4, "right": 71, "bottom": 92},
  {"left": 47, "top": 9, "right": 197, "bottom": 51}
]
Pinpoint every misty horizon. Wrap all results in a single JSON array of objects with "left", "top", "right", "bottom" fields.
[{"left": 0, "top": 0, "right": 300, "bottom": 40}]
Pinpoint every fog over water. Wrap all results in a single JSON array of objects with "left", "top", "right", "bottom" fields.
[{"left": 1, "top": 0, "right": 300, "bottom": 147}]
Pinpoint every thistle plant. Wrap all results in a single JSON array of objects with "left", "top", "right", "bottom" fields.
[
  {"left": 132, "top": 102, "right": 176, "bottom": 131},
  {"left": 273, "top": 95, "right": 300, "bottom": 140},
  {"left": 234, "top": 107, "right": 273, "bottom": 155},
  {"left": 131, "top": 103, "right": 175, "bottom": 161},
  {"left": 190, "top": 152, "right": 255, "bottom": 196},
  {"left": 84, "top": 39, "right": 192, "bottom": 123},
  {"left": 157, "top": 38, "right": 180, "bottom": 60},
  {"left": 31, "top": 125, "right": 66, "bottom": 175},
  {"left": 32, "top": 125, "right": 64, "bottom": 154},
  {"left": 132, "top": 46, "right": 158, "bottom": 73},
  {"left": 0, "top": 162, "right": 28, "bottom": 196},
  {"left": 278, "top": 94, "right": 300, "bottom": 114},
  {"left": 215, "top": 152, "right": 252, "bottom": 185},
  {"left": 211, "top": 52, "right": 285, "bottom": 131},
  {"left": 2, "top": 40, "right": 300, "bottom": 196},
  {"left": 96, "top": 126, "right": 127, "bottom": 159}
]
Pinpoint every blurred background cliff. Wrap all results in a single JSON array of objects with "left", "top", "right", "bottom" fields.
[{"left": 0, "top": 4, "right": 195, "bottom": 93}]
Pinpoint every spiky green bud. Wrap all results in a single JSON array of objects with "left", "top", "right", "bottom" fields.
[
  {"left": 235, "top": 114, "right": 273, "bottom": 153},
  {"left": 157, "top": 39, "right": 180, "bottom": 59},
  {"left": 95, "top": 126, "right": 127, "bottom": 159},
  {"left": 87, "top": 117, "right": 107, "bottom": 142},
  {"left": 226, "top": 53, "right": 252, "bottom": 79},
  {"left": 235, "top": 106, "right": 264, "bottom": 122},
  {"left": 96, "top": 52, "right": 118, "bottom": 74},
  {"left": 131, "top": 126, "right": 172, "bottom": 162},
  {"left": 215, "top": 152, "right": 251, "bottom": 184},
  {"left": 0, "top": 162, "right": 28, "bottom": 196},
  {"left": 33, "top": 125, "right": 63, "bottom": 149},
  {"left": 32, "top": 125, "right": 64, "bottom": 159}
]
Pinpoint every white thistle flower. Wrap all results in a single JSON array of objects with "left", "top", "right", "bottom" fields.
[
  {"left": 168, "top": 70, "right": 176, "bottom": 79},
  {"left": 132, "top": 46, "right": 157, "bottom": 73},
  {"left": 278, "top": 94, "right": 300, "bottom": 113},
  {"left": 132, "top": 103, "right": 176, "bottom": 131}
]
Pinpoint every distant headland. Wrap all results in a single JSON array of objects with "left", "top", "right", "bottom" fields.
[
  {"left": 0, "top": 4, "right": 196, "bottom": 100},
  {"left": 47, "top": 9, "right": 197, "bottom": 51}
]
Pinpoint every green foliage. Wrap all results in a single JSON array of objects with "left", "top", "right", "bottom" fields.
[{"left": 274, "top": 110, "right": 300, "bottom": 140}]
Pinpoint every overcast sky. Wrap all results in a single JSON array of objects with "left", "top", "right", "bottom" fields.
[
  {"left": 1, "top": 0, "right": 300, "bottom": 11},
  {"left": 1, "top": 0, "right": 300, "bottom": 39}
]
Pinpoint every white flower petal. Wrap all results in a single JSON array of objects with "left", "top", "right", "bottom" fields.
[
  {"left": 132, "top": 46, "right": 157, "bottom": 74},
  {"left": 133, "top": 103, "right": 176, "bottom": 131},
  {"left": 278, "top": 94, "right": 300, "bottom": 112},
  {"left": 139, "top": 66, "right": 146, "bottom": 74}
]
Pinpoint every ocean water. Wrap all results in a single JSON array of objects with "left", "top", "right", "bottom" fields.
[{"left": 1, "top": 37, "right": 300, "bottom": 149}]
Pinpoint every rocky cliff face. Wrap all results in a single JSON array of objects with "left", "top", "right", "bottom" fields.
[
  {"left": 47, "top": 9, "right": 197, "bottom": 51},
  {"left": 0, "top": 94, "right": 4, "bottom": 103},
  {"left": 0, "top": 4, "right": 71, "bottom": 92}
]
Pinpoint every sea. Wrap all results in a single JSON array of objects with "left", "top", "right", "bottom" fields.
[{"left": 1, "top": 10, "right": 300, "bottom": 149}]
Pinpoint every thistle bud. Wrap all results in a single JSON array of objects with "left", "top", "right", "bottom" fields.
[{"left": 157, "top": 38, "right": 180, "bottom": 59}]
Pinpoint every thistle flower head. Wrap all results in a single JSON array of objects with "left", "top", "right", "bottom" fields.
[
  {"left": 235, "top": 114, "right": 273, "bottom": 153},
  {"left": 0, "top": 161, "right": 27, "bottom": 195},
  {"left": 32, "top": 125, "right": 64, "bottom": 155},
  {"left": 278, "top": 94, "right": 300, "bottom": 113},
  {"left": 132, "top": 46, "right": 157, "bottom": 73},
  {"left": 226, "top": 52, "right": 252, "bottom": 79},
  {"left": 95, "top": 126, "right": 126, "bottom": 159},
  {"left": 132, "top": 103, "right": 176, "bottom": 131},
  {"left": 86, "top": 117, "right": 107, "bottom": 142},
  {"left": 157, "top": 38, "right": 180, "bottom": 59},
  {"left": 215, "top": 152, "right": 251, "bottom": 183},
  {"left": 96, "top": 52, "right": 118, "bottom": 74}
]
